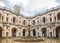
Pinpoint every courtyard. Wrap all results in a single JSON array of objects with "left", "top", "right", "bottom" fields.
[{"left": 0, "top": 38, "right": 60, "bottom": 43}]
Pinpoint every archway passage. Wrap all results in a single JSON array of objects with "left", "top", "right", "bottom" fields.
[
  {"left": 42, "top": 28, "right": 46, "bottom": 37},
  {"left": 0, "top": 27, "right": 2, "bottom": 37},
  {"left": 33, "top": 29, "right": 36, "bottom": 36},
  {"left": 56, "top": 26, "right": 60, "bottom": 37},
  {"left": 23, "top": 29, "right": 25, "bottom": 36},
  {"left": 12, "top": 28, "right": 16, "bottom": 37}
]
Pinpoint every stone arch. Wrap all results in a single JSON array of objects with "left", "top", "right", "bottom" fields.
[
  {"left": 23, "top": 29, "right": 25, "bottom": 36},
  {"left": 43, "top": 17, "right": 45, "bottom": 23},
  {"left": 0, "top": 26, "right": 2, "bottom": 37},
  {"left": 32, "top": 20, "right": 36, "bottom": 25},
  {"left": 6, "top": 17, "right": 9, "bottom": 22},
  {"left": 13, "top": 17, "right": 16, "bottom": 23},
  {"left": 42, "top": 28, "right": 47, "bottom": 37},
  {"left": 56, "top": 26, "right": 60, "bottom": 37},
  {"left": 0, "top": 13, "right": 2, "bottom": 19},
  {"left": 57, "top": 12, "right": 60, "bottom": 20},
  {"left": 33, "top": 29, "right": 36, "bottom": 36},
  {"left": 21, "top": 27, "right": 28, "bottom": 37},
  {"left": 23, "top": 20, "right": 26, "bottom": 25},
  {"left": 11, "top": 28, "right": 17, "bottom": 37}
]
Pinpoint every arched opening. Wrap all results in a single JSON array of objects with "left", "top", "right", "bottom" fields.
[
  {"left": 23, "top": 20, "right": 26, "bottom": 25},
  {"left": 13, "top": 17, "right": 16, "bottom": 23},
  {"left": 6, "top": 17, "right": 8, "bottom": 22},
  {"left": 0, "top": 27, "right": 2, "bottom": 37},
  {"left": 57, "top": 12, "right": 60, "bottom": 20},
  {"left": 0, "top": 13, "right": 1, "bottom": 19},
  {"left": 56, "top": 26, "right": 60, "bottom": 37},
  {"left": 42, "top": 28, "right": 46, "bottom": 37},
  {"left": 33, "top": 20, "right": 35, "bottom": 25},
  {"left": 23, "top": 29, "right": 25, "bottom": 36},
  {"left": 6, "top": 32, "right": 8, "bottom": 37},
  {"left": 50, "top": 18, "right": 52, "bottom": 22},
  {"left": 43, "top": 17, "right": 45, "bottom": 23},
  {"left": 12, "top": 28, "right": 16, "bottom": 37},
  {"left": 33, "top": 29, "right": 36, "bottom": 36}
]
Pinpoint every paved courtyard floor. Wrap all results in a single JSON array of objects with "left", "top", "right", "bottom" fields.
[{"left": 0, "top": 38, "right": 60, "bottom": 43}]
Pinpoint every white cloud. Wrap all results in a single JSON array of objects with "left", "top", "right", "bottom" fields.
[
  {"left": 8, "top": 0, "right": 29, "bottom": 6},
  {"left": 1, "top": 0, "right": 59, "bottom": 16},
  {"left": 7, "top": 0, "right": 59, "bottom": 11},
  {"left": 26, "top": 0, "right": 58, "bottom": 11},
  {"left": 0, "top": 1, "right": 5, "bottom": 7}
]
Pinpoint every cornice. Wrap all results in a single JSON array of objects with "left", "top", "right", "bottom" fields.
[{"left": 0, "top": 5, "right": 60, "bottom": 19}]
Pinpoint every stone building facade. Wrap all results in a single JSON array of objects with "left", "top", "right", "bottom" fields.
[{"left": 0, "top": 5, "right": 60, "bottom": 38}]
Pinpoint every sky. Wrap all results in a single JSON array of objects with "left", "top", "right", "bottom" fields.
[{"left": 0, "top": 0, "right": 60, "bottom": 17}]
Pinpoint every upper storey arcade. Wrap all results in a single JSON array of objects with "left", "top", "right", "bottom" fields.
[{"left": 0, "top": 5, "right": 60, "bottom": 26}]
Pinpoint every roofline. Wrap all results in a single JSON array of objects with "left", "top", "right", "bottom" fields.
[{"left": 0, "top": 5, "right": 60, "bottom": 19}]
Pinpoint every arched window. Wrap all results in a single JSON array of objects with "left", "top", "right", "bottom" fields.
[
  {"left": 57, "top": 12, "right": 60, "bottom": 20},
  {"left": 23, "top": 29, "right": 25, "bottom": 36},
  {"left": 23, "top": 20, "right": 26, "bottom": 25},
  {"left": 0, "top": 27, "right": 2, "bottom": 37},
  {"left": 6, "top": 32, "right": 8, "bottom": 37},
  {"left": 43, "top": 17, "right": 45, "bottom": 23},
  {"left": 54, "top": 17, "right": 56, "bottom": 21},
  {"left": 6, "top": 26, "right": 9, "bottom": 29},
  {"left": 37, "top": 20, "right": 39, "bottom": 24},
  {"left": 50, "top": 18, "right": 52, "bottom": 22},
  {"left": 33, "top": 29, "right": 36, "bottom": 36},
  {"left": 2, "top": 16, "right": 4, "bottom": 21},
  {"left": 56, "top": 26, "right": 60, "bottom": 37},
  {"left": 6, "top": 17, "right": 8, "bottom": 22},
  {"left": 33, "top": 20, "right": 35, "bottom": 25},
  {"left": 13, "top": 17, "right": 16, "bottom": 23},
  {"left": 0, "top": 13, "right": 1, "bottom": 19},
  {"left": 42, "top": 28, "right": 46, "bottom": 37},
  {"left": 19, "top": 21, "right": 21, "bottom": 24},
  {"left": 12, "top": 28, "right": 17, "bottom": 37}
]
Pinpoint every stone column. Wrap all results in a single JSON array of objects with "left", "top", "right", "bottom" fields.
[
  {"left": 30, "top": 30, "right": 33, "bottom": 37},
  {"left": 16, "top": 30, "right": 19, "bottom": 37},
  {"left": 53, "top": 27, "right": 56, "bottom": 37},
  {"left": 39, "top": 28, "right": 42, "bottom": 37},
  {"left": 25, "top": 30, "right": 28, "bottom": 37},
  {"left": 36, "top": 29, "right": 38, "bottom": 37},
  {"left": 2, "top": 28, "right": 5, "bottom": 37},
  {"left": 47, "top": 27, "right": 49, "bottom": 37},
  {"left": 10, "top": 27, "right": 12, "bottom": 37},
  {"left": 20, "top": 30, "right": 23, "bottom": 37},
  {"left": 9, "top": 29, "right": 12, "bottom": 37}
]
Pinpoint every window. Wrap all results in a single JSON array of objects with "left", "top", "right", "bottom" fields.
[
  {"left": 0, "top": 13, "right": 1, "bottom": 19},
  {"left": 2, "top": 16, "right": 4, "bottom": 21},
  {"left": 33, "top": 20, "right": 35, "bottom": 25},
  {"left": 6, "top": 26, "right": 8, "bottom": 29},
  {"left": 43, "top": 17, "right": 45, "bottom": 23},
  {"left": 50, "top": 18, "right": 52, "bottom": 22},
  {"left": 49, "top": 14, "right": 52, "bottom": 16},
  {"left": 50, "top": 27, "right": 51, "bottom": 29},
  {"left": 54, "top": 17, "right": 56, "bottom": 21},
  {"left": 13, "top": 17, "right": 16, "bottom": 23},
  {"left": 6, "top": 17, "right": 8, "bottom": 22},
  {"left": 37, "top": 20, "right": 39, "bottom": 24},
  {"left": 23, "top": 20, "right": 26, "bottom": 25},
  {"left": 37, "top": 18, "right": 39, "bottom": 19},
  {"left": 19, "top": 21, "right": 21, "bottom": 24},
  {"left": 57, "top": 12, "right": 60, "bottom": 20},
  {"left": 6, "top": 32, "right": 8, "bottom": 37},
  {"left": 7, "top": 13, "right": 9, "bottom": 16}
]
